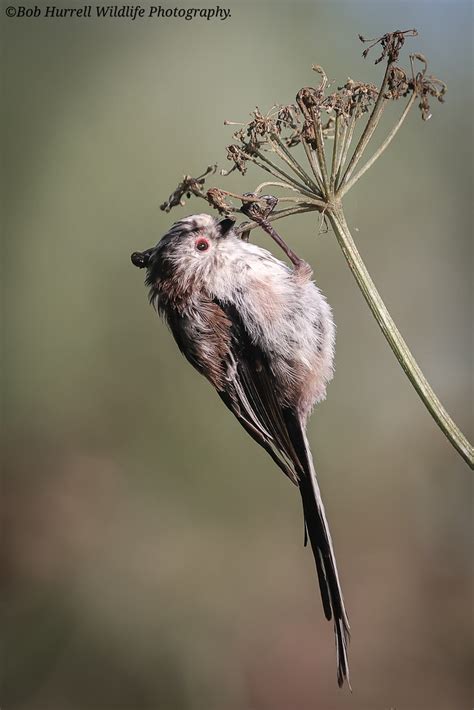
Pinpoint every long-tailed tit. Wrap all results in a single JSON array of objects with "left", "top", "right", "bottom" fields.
[{"left": 131, "top": 206, "right": 350, "bottom": 687}]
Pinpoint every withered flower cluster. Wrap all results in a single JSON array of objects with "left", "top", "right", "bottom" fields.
[
  {"left": 160, "top": 28, "right": 447, "bottom": 224},
  {"left": 359, "top": 28, "right": 418, "bottom": 63},
  {"left": 156, "top": 30, "right": 474, "bottom": 469},
  {"left": 160, "top": 164, "right": 217, "bottom": 212}
]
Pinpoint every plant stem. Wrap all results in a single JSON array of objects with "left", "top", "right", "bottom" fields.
[
  {"left": 330, "top": 114, "right": 343, "bottom": 192},
  {"left": 270, "top": 133, "right": 322, "bottom": 195},
  {"left": 339, "top": 61, "right": 392, "bottom": 190},
  {"left": 253, "top": 150, "right": 313, "bottom": 195},
  {"left": 253, "top": 180, "right": 301, "bottom": 195},
  {"left": 339, "top": 91, "right": 417, "bottom": 197},
  {"left": 236, "top": 204, "right": 319, "bottom": 235},
  {"left": 335, "top": 109, "right": 358, "bottom": 189},
  {"left": 328, "top": 204, "right": 474, "bottom": 468},
  {"left": 311, "top": 107, "right": 330, "bottom": 195},
  {"left": 301, "top": 136, "right": 325, "bottom": 192}
]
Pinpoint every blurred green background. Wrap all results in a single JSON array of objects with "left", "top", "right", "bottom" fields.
[{"left": 2, "top": 1, "right": 472, "bottom": 708}]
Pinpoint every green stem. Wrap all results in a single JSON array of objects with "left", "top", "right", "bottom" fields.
[
  {"left": 254, "top": 180, "right": 300, "bottom": 194},
  {"left": 339, "top": 91, "right": 417, "bottom": 197},
  {"left": 301, "top": 136, "right": 324, "bottom": 192},
  {"left": 335, "top": 109, "right": 358, "bottom": 189},
  {"left": 330, "top": 114, "right": 343, "bottom": 192},
  {"left": 328, "top": 204, "right": 473, "bottom": 468},
  {"left": 235, "top": 204, "right": 319, "bottom": 235},
  {"left": 311, "top": 107, "right": 330, "bottom": 195},
  {"left": 338, "top": 61, "right": 392, "bottom": 190},
  {"left": 269, "top": 133, "right": 322, "bottom": 195},
  {"left": 253, "top": 150, "right": 313, "bottom": 195}
]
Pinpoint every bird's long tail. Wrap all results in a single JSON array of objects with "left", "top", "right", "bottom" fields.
[{"left": 284, "top": 412, "right": 351, "bottom": 688}]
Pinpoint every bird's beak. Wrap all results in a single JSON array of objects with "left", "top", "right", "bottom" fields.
[
  {"left": 217, "top": 217, "right": 236, "bottom": 238},
  {"left": 130, "top": 248, "right": 154, "bottom": 269}
]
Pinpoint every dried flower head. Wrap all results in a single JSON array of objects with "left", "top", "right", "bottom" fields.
[
  {"left": 385, "top": 66, "right": 412, "bottom": 100},
  {"left": 225, "top": 144, "right": 251, "bottom": 175},
  {"left": 160, "top": 28, "right": 445, "bottom": 215},
  {"left": 359, "top": 28, "right": 418, "bottom": 64},
  {"left": 276, "top": 104, "right": 302, "bottom": 146},
  {"left": 325, "top": 80, "right": 379, "bottom": 120},
  {"left": 205, "top": 187, "right": 234, "bottom": 214},
  {"left": 410, "top": 53, "right": 447, "bottom": 121},
  {"left": 246, "top": 107, "right": 278, "bottom": 140},
  {"left": 160, "top": 165, "right": 217, "bottom": 212}
]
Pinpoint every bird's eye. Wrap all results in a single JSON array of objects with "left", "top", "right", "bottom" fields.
[{"left": 195, "top": 237, "right": 210, "bottom": 252}]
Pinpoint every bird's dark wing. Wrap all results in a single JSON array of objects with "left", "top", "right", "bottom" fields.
[
  {"left": 164, "top": 295, "right": 301, "bottom": 484},
  {"left": 212, "top": 298, "right": 305, "bottom": 486}
]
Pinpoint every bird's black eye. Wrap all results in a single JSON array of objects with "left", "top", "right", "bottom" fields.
[{"left": 195, "top": 237, "right": 210, "bottom": 252}]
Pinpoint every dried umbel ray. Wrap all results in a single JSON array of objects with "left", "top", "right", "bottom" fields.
[{"left": 159, "top": 29, "right": 472, "bottom": 468}]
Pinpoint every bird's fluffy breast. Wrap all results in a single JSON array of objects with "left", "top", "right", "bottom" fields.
[{"left": 206, "top": 237, "right": 335, "bottom": 413}]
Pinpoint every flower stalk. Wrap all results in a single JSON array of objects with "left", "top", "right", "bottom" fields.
[{"left": 328, "top": 205, "right": 473, "bottom": 467}]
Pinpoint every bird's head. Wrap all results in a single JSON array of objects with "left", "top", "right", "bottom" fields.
[{"left": 131, "top": 213, "right": 236, "bottom": 300}]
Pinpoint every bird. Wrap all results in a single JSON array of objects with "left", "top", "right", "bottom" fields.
[{"left": 131, "top": 209, "right": 350, "bottom": 687}]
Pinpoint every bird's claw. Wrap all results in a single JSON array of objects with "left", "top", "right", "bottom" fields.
[{"left": 240, "top": 193, "right": 278, "bottom": 222}]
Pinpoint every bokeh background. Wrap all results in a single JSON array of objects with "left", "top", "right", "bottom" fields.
[{"left": 2, "top": 1, "right": 472, "bottom": 708}]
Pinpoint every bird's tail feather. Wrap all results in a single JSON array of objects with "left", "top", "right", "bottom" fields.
[{"left": 284, "top": 412, "right": 351, "bottom": 689}]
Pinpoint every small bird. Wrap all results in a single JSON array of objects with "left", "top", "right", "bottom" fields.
[{"left": 131, "top": 208, "right": 350, "bottom": 686}]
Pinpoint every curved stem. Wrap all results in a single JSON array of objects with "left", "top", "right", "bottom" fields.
[
  {"left": 217, "top": 186, "right": 321, "bottom": 209},
  {"left": 328, "top": 204, "right": 474, "bottom": 469},
  {"left": 235, "top": 204, "right": 318, "bottom": 235},
  {"left": 253, "top": 175, "right": 323, "bottom": 203},
  {"left": 254, "top": 180, "right": 301, "bottom": 195}
]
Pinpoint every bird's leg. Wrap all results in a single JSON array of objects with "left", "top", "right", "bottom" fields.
[
  {"left": 240, "top": 194, "right": 305, "bottom": 269},
  {"left": 259, "top": 219, "right": 305, "bottom": 269}
]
